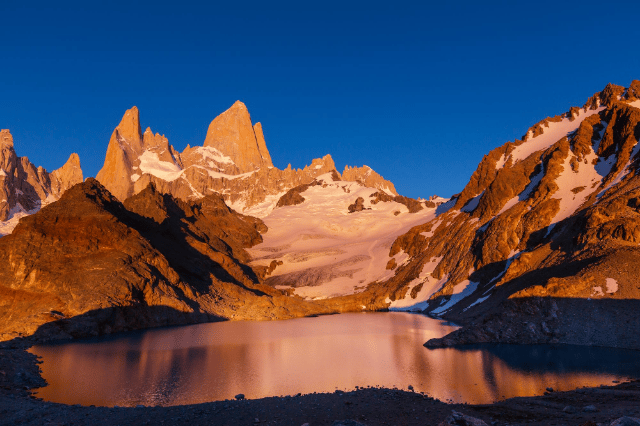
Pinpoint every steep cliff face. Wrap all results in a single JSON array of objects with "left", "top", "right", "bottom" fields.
[
  {"left": 379, "top": 81, "right": 640, "bottom": 348},
  {"left": 95, "top": 103, "right": 398, "bottom": 217},
  {"left": 0, "top": 129, "right": 83, "bottom": 235},
  {"left": 203, "top": 100, "right": 273, "bottom": 173}
]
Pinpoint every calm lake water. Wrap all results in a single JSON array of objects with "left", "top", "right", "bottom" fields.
[{"left": 29, "top": 312, "right": 640, "bottom": 407}]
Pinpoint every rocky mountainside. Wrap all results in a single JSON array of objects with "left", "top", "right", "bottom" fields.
[
  {"left": 378, "top": 81, "right": 640, "bottom": 348},
  {"left": 96, "top": 102, "right": 397, "bottom": 217},
  {"left": 0, "top": 178, "right": 355, "bottom": 342},
  {"left": 0, "top": 129, "right": 83, "bottom": 235}
]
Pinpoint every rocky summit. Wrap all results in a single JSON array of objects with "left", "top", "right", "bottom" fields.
[
  {"left": 1, "top": 82, "right": 640, "bottom": 350},
  {"left": 0, "top": 129, "right": 83, "bottom": 236}
]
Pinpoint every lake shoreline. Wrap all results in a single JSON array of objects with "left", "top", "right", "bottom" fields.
[{"left": 2, "top": 344, "right": 640, "bottom": 426}]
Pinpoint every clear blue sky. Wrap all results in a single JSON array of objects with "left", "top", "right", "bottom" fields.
[{"left": 2, "top": 1, "right": 640, "bottom": 199}]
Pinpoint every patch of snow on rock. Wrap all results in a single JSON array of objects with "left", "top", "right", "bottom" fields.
[
  {"left": 549, "top": 149, "right": 608, "bottom": 226},
  {"left": 461, "top": 191, "right": 484, "bottom": 213},
  {"left": 511, "top": 107, "right": 604, "bottom": 164},
  {"left": 606, "top": 278, "right": 619, "bottom": 294},
  {"left": 193, "top": 146, "right": 234, "bottom": 165},
  {"left": 389, "top": 257, "right": 444, "bottom": 311},
  {"left": 139, "top": 151, "right": 183, "bottom": 182},
  {"left": 430, "top": 279, "right": 479, "bottom": 315},
  {"left": 598, "top": 140, "right": 640, "bottom": 198}
]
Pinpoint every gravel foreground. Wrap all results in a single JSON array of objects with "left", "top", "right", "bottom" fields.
[{"left": 2, "top": 345, "right": 640, "bottom": 426}]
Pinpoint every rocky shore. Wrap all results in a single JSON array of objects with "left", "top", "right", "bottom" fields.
[{"left": 2, "top": 342, "right": 640, "bottom": 426}]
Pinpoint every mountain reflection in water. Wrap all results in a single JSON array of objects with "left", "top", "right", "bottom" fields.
[{"left": 29, "top": 312, "right": 639, "bottom": 407}]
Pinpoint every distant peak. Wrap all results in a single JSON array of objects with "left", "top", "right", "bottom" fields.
[
  {"left": 231, "top": 100, "right": 248, "bottom": 110},
  {"left": 203, "top": 101, "right": 273, "bottom": 173},
  {"left": 0, "top": 129, "right": 13, "bottom": 147},
  {"left": 116, "top": 106, "right": 142, "bottom": 143}
]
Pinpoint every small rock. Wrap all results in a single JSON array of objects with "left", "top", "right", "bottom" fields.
[
  {"left": 546, "top": 387, "right": 554, "bottom": 392},
  {"left": 235, "top": 393, "right": 245, "bottom": 400},
  {"left": 563, "top": 405, "right": 577, "bottom": 414},
  {"left": 583, "top": 405, "right": 598, "bottom": 412},
  {"left": 408, "top": 385, "right": 414, "bottom": 391}
]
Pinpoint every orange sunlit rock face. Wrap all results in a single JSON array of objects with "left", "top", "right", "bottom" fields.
[{"left": 29, "top": 313, "right": 635, "bottom": 407}]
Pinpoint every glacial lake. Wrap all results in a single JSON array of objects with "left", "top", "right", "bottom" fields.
[{"left": 29, "top": 312, "right": 640, "bottom": 407}]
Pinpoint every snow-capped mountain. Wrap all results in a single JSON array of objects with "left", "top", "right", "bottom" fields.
[
  {"left": 379, "top": 81, "right": 640, "bottom": 348},
  {"left": 2, "top": 81, "right": 639, "bottom": 349},
  {"left": 95, "top": 102, "right": 398, "bottom": 217},
  {"left": 0, "top": 129, "right": 83, "bottom": 236}
]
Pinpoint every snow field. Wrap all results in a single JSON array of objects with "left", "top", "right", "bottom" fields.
[{"left": 248, "top": 173, "right": 440, "bottom": 299}]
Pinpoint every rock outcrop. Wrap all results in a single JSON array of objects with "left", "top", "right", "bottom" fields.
[
  {"left": 203, "top": 101, "right": 273, "bottom": 173},
  {"left": 0, "top": 129, "right": 83, "bottom": 233}
]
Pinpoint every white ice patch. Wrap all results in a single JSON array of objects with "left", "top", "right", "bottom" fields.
[
  {"left": 495, "top": 153, "right": 506, "bottom": 170},
  {"left": 196, "top": 166, "right": 255, "bottom": 181},
  {"left": 0, "top": 169, "right": 6, "bottom": 177},
  {"left": 420, "top": 219, "right": 443, "bottom": 239},
  {"left": 592, "top": 286, "right": 605, "bottom": 297},
  {"left": 461, "top": 191, "right": 484, "bottom": 213},
  {"left": 389, "top": 257, "right": 444, "bottom": 311},
  {"left": 630, "top": 100, "right": 640, "bottom": 109},
  {"left": 0, "top": 201, "right": 48, "bottom": 237},
  {"left": 605, "top": 278, "right": 619, "bottom": 294},
  {"left": 139, "top": 151, "right": 183, "bottom": 182},
  {"left": 435, "top": 198, "right": 456, "bottom": 215},
  {"left": 510, "top": 107, "right": 604, "bottom": 164},
  {"left": 131, "top": 173, "right": 141, "bottom": 182},
  {"left": 236, "top": 190, "right": 289, "bottom": 218},
  {"left": 498, "top": 166, "right": 545, "bottom": 215},
  {"left": 548, "top": 149, "right": 607, "bottom": 226},
  {"left": 597, "top": 139, "right": 640, "bottom": 198},
  {"left": 193, "top": 146, "right": 234, "bottom": 165},
  {"left": 463, "top": 295, "right": 489, "bottom": 311},
  {"left": 430, "top": 279, "right": 479, "bottom": 315}
]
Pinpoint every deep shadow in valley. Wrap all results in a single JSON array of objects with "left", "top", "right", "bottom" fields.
[{"left": 25, "top": 305, "right": 226, "bottom": 342}]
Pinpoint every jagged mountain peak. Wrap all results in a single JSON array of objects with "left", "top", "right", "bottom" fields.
[
  {"left": 342, "top": 164, "right": 398, "bottom": 196},
  {"left": 203, "top": 101, "right": 273, "bottom": 173},
  {"left": 116, "top": 106, "right": 143, "bottom": 149},
  {"left": 93, "top": 102, "right": 400, "bottom": 218},
  {"left": 1, "top": 129, "right": 13, "bottom": 147}
]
